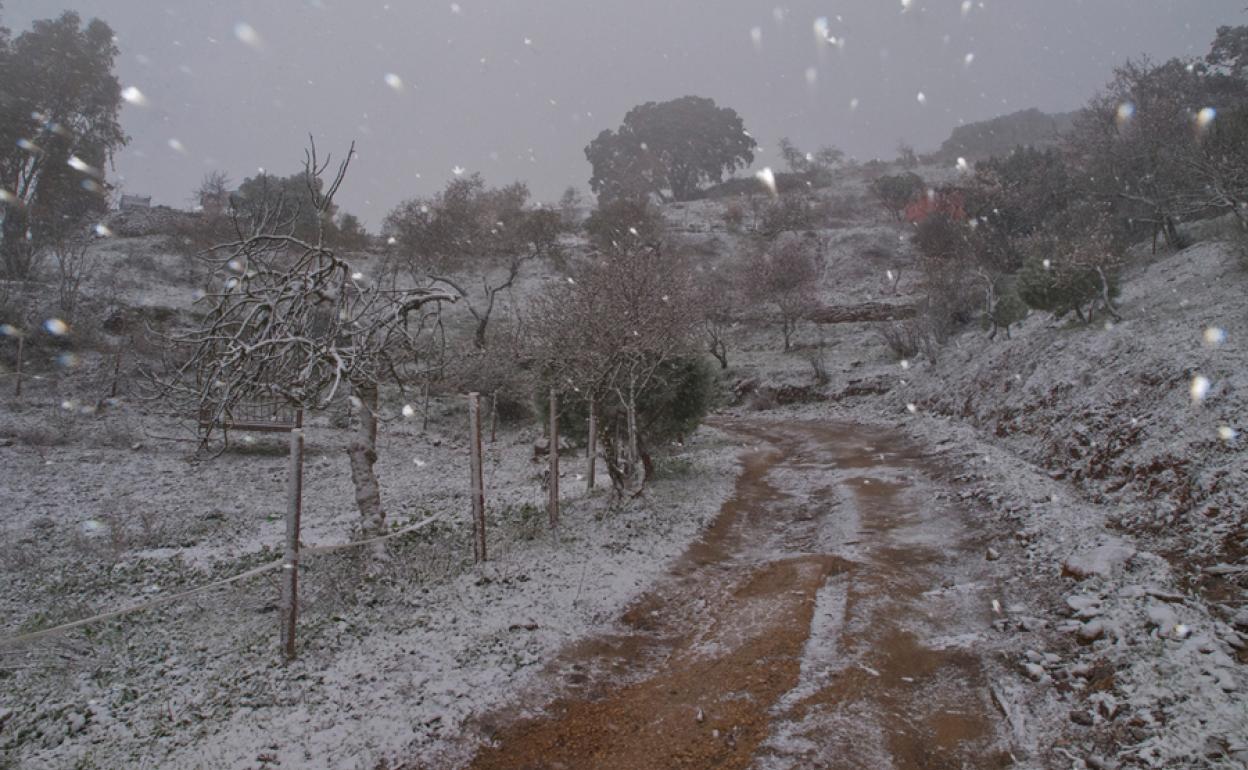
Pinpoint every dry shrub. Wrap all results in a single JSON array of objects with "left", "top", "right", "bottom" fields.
[
  {"left": 443, "top": 345, "right": 534, "bottom": 424},
  {"left": 806, "top": 342, "right": 831, "bottom": 385},
  {"left": 877, "top": 318, "right": 941, "bottom": 362},
  {"left": 759, "top": 194, "right": 820, "bottom": 236},
  {"left": 822, "top": 194, "right": 868, "bottom": 224},
  {"left": 746, "top": 388, "right": 777, "bottom": 412}
]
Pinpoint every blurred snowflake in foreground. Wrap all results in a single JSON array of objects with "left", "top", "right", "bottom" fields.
[{"left": 1190, "top": 375, "right": 1210, "bottom": 404}]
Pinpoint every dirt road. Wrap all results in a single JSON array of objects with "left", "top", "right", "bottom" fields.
[{"left": 466, "top": 420, "right": 1013, "bottom": 769}]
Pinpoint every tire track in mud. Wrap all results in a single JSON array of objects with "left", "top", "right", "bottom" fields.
[{"left": 462, "top": 421, "right": 1012, "bottom": 770}]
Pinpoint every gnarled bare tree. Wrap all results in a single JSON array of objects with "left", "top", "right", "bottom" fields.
[{"left": 155, "top": 140, "right": 454, "bottom": 541}]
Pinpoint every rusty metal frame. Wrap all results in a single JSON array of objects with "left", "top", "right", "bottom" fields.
[{"left": 198, "top": 401, "right": 303, "bottom": 434}]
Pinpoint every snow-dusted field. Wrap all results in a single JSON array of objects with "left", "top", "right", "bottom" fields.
[{"left": 0, "top": 386, "right": 740, "bottom": 768}]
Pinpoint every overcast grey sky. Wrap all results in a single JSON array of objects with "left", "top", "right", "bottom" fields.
[{"left": 5, "top": 1, "right": 1245, "bottom": 226}]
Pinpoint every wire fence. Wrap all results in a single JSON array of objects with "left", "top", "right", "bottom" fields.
[{"left": 0, "top": 514, "right": 440, "bottom": 649}]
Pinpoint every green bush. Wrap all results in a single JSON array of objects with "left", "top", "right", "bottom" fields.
[
  {"left": 870, "top": 173, "right": 925, "bottom": 220},
  {"left": 1016, "top": 254, "right": 1116, "bottom": 321},
  {"left": 540, "top": 355, "right": 720, "bottom": 450},
  {"left": 983, "top": 282, "right": 1029, "bottom": 338}
]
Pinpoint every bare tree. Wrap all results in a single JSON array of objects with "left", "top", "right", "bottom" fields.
[
  {"left": 530, "top": 242, "right": 699, "bottom": 494},
  {"left": 697, "top": 264, "right": 740, "bottom": 369},
  {"left": 195, "top": 170, "right": 231, "bottom": 216},
  {"left": 154, "top": 140, "right": 455, "bottom": 543},
  {"left": 50, "top": 236, "right": 97, "bottom": 322},
  {"left": 744, "top": 240, "right": 821, "bottom": 351}
]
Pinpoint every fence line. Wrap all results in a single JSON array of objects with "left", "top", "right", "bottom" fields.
[{"left": 0, "top": 513, "right": 441, "bottom": 649}]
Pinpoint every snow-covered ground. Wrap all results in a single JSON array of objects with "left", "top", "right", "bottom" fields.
[
  {"left": 3, "top": 161, "right": 1246, "bottom": 768},
  {"left": 0, "top": 385, "right": 739, "bottom": 768}
]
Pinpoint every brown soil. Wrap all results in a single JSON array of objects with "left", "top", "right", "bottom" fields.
[{"left": 460, "top": 421, "right": 1010, "bottom": 770}]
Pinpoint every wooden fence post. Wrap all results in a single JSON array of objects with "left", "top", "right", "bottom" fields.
[
  {"left": 280, "top": 410, "right": 305, "bottom": 661},
  {"left": 587, "top": 399, "right": 597, "bottom": 492},
  {"left": 548, "top": 388, "right": 559, "bottom": 528},
  {"left": 489, "top": 390, "right": 498, "bottom": 444},
  {"left": 468, "top": 392, "right": 487, "bottom": 562},
  {"left": 14, "top": 335, "right": 23, "bottom": 398},
  {"left": 108, "top": 344, "right": 123, "bottom": 399},
  {"left": 421, "top": 382, "right": 430, "bottom": 432}
]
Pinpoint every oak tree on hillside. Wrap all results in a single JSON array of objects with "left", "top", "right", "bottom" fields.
[
  {"left": 585, "top": 96, "right": 756, "bottom": 203},
  {"left": 383, "top": 175, "right": 562, "bottom": 349},
  {"left": 0, "top": 10, "right": 127, "bottom": 277}
]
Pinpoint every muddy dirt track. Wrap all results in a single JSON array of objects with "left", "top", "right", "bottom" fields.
[{"left": 465, "top": 420, "right": 1014, "bottom": 769}]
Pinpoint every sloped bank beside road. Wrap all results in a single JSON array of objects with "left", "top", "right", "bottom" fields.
[{"left": 849, "top": 237, "right": 1248, "bottom": 767}]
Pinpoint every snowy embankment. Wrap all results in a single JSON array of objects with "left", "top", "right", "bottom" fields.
[{"left": 850, "top": 238, "right": 1248, "bottom": 767}]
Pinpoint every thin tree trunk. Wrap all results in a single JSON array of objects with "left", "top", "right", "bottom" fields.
[
  {"left": 348, "top": 382, "right": 386, "bottom": 541},
  {"left": 489, "top": 390, "right": 498, "bottom": 443},
  {"left": 1096, "top": 267, "right": 1122, "bottom": 322},
  {"left": 474, "top": 318, "right": 488, "bottom": 350},
  {"left": 709, "top": 337, "right": 728, "bottom": 369},
  {"left": 548, "top": 388, "right": 559, "bottom": 528},
  {"left": 14, "top": 335, "right": 23, "bottom": 398},
  {"left": 587, "top": 399, "right": 597, "bottom": 492},
  {"left": 626, "top": 380, "right": 639, "bottom": 471}
]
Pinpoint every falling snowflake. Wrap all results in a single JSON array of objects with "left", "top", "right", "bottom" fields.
[
  {"left": 1196, "top": 107, "right": 1217, "bottom": 129},
  {"left": 234, "top": 22, "right": 263, "bottom": 49},
  {"left": 916, "top": 91, "right": 927, "bottom": 105},
  {"left": 168, "top": 138, "right": 187, "bottom": 153},
  {"left": 1218, "top": 426, "right": 1237, "bottom": 442},
  {"left": 121, "top": 86, "right": 148, "bottom": 106},
  {"left": 750, "top": 26, "right": 763, "bottom": 49},
  {"left": 1203, "top": 327, "right": 1226, "bottom": 347},
  {"left": 384, "top": 73, "right": 404, "bottom": 92},
  {"left": 755, "top": 167, "right": 777, "bottom": 195},
  {"left": 93, "top": 224, "right": 113, "bottom": 237},
  {"left": 1116, "top": 102, "right": 1135, "bottom": 125},
  {"left": 67, "top": 156, "right": 97, "bottom": 175},
  {"left": 1190, "top": 375, "right": 1211, "bottom": 404},
  {"left": 452, "top": 165, "right": 465, "bottom": 175},
  {"left": 402, "top": 404, "right": 416, "bottom": 418},
  {"left": 44, "top": 318, "right": 69, "bottom": 336}
]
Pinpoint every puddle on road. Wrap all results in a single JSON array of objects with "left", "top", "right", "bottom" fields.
[{"left": 463, "top": 421, "right": 1008, "bottom": 770}]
